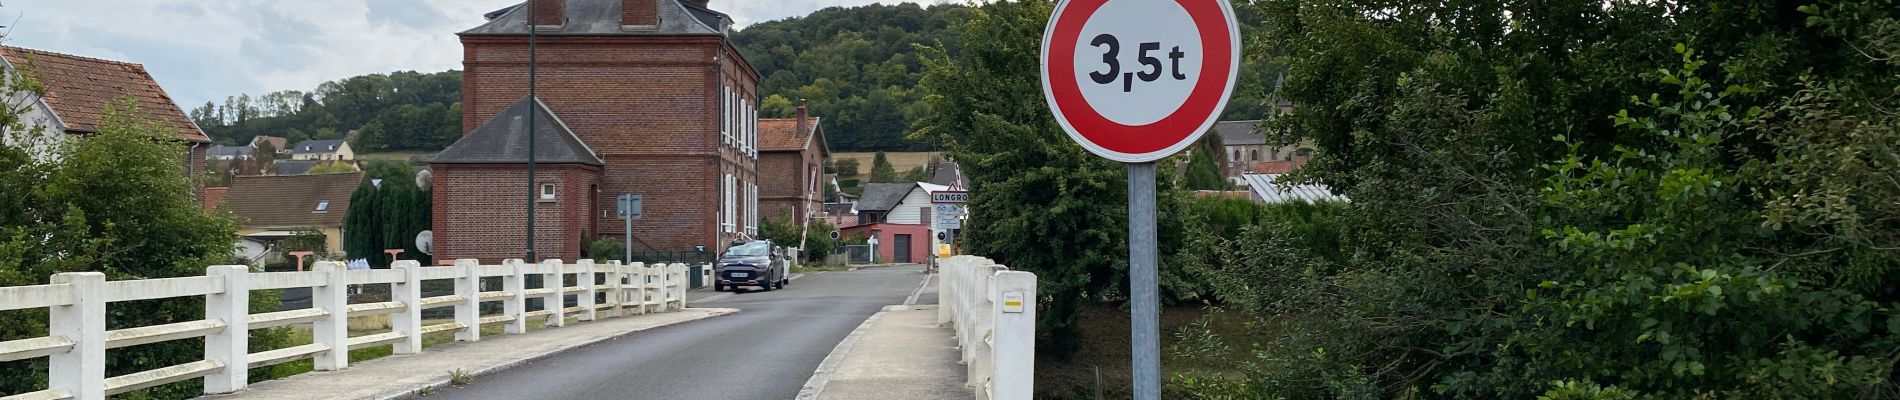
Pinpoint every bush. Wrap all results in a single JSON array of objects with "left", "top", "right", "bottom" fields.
[{"left": 588, "top": 237, "right": 625, "bottom": 263}]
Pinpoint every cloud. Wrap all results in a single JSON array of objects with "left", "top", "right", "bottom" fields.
[
  {"left": 0, "top": 0, "right": 962, "bottom": 108},
  {"left": 368, "top": 0, "right": 451, "bottom": 30}
]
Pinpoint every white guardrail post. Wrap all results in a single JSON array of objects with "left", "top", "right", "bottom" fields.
[
  {"left": 578, "top": 259, "right": 598, "bottom": 321},
  {"left": 504, "top": 259, "right": 528, "bottom": 335},
  {"left": 392, "top": 261, "right": 424, "bottom": 354},
  {"left": 938, "top": 256, "right": 1036, "bottom": 400},
  {"left": 313, "top": 261, "right": 350, "bottom": 370},
  {"left": 455, "top": 259, "right": 482, "bottom": 342},
  {"left": 990, "top": 270, "right": 1037, "bottom": 400},
  {"left": 49, "top": 271, "right": 107, "bottom": 400},
  {"left": 203, "top": 265, "right": 250, "bottom": 393},
  {"left": 543, "top": 259, "right": 566, "bottom": 327}
]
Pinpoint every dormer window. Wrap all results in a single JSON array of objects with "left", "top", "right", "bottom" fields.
[{"left": 314, "top": 200, "right": 331, "bottom": 213}]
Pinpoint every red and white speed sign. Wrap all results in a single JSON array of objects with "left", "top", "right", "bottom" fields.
[{"left": 1041, "top": 0, "right": 1241, "bottom": 163}]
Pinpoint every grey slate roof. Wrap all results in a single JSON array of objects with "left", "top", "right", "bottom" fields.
[
  {"left": 1213, "top": 120, "right": 1264, "bottom": 146},
  {"left": 1243, "top": 173, "right": 1347, "bottom": 204},
  {"left": 856, "top": 183, "right": 917, "bottom": 212},
  {"left": 463, "top": 0, "right": 725, "bottom": 36},
  {"left": 432, "top": 96, "right": 603, "bottom": 166},
  {"left": 289, "top": 140, "right": 347, "bottom": 154}
]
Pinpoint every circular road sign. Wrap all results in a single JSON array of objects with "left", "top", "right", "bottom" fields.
[{"left": 1041, "top": 0, "right": 1241, "bottom": 163}]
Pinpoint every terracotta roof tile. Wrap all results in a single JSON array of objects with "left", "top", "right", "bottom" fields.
[
  {"left": 202, "top": 187, "right": 229, "bottom": 212},
  {"left": 759, "top": 117, "right": 818, "bottom": 151},
  {"left": 0, "top": 46, "right": 210, "bottom": 143},
  {"left": 222, "top": 173, "right": 364, "bottom": 229}
]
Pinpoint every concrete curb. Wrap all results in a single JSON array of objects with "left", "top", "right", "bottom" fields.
[
  {"left": 794, "top": 307, "right": 893, "bottom": 400},
  {"left": 368, "top": 308, "right": 739, "bottom": 400}
]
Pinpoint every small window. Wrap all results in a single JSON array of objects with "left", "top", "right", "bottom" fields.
[
  {"left": 540, "top": 184, "right": 557, "bottom": 202},
  {"left": 1250, "top": 150, "right": 1260, "bottom": 161},
  {"left": 313, "top": 200, "right": 331, "bottom": 213}
]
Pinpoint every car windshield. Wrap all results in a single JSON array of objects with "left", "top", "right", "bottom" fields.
[{"left": 727, "top": 242, "right": 770, "bottom": 257}]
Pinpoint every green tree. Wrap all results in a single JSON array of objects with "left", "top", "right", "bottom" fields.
[
  {"left": 1182, "top": 150, "right": 1225, "bottom": 190},
  {"left": 342, "top": 160, "right": 431, "bottom": 268},
  {"left": 1166, "top": 0, "right": 1900, "bottom": 396},
  {"left": 0, "top": 97, "right": 290, "bottom": 398},
  {"left": 868, "top": 152, "right": 900, "bottom": 183},
  {"left": 307, "top": 161, "right": 358, "bottom": 174},
  {"left": 912, "top": 0, "right": 1194, "bottom": 356}
]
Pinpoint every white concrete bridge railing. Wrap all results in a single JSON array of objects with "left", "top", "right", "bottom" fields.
[
  {"left": 0, "top": 259, "right": 690, "bottom": 400},
  {"left": 937, "top": 255, "right": 1035, "bottom": 400}
]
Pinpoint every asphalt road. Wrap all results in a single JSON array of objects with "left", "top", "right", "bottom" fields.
[{"left": 421, "top": 264, "right": 929, "bottom": 400}]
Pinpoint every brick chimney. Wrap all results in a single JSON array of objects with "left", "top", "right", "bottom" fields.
[
  {"left": 623, "top": 0, "right": 658, "bottom": 29},
  {"left": 795, "top": 99, "right": 810, "bottom": 138},
  {"left": 531, "top": 0, "right": 564, "bottom": 28}
]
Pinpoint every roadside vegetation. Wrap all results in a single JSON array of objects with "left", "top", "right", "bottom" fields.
[{"left": 920, "top": 0, "right": 1900, "bottom": 398}]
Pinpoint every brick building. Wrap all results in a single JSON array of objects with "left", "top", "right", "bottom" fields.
[
  {"left": 434, "top": 0, "right": 761, "bottom": 263},
  {"left": 758, "top": 105, "right": 828, "bottom": 230}
]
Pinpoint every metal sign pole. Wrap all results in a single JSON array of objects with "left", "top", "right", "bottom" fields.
[{"left": 1127, "top": 162, "right": 1160, "bottom": 400}]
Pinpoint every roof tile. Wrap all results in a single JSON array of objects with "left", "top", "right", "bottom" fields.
[
  {"left": 0, "top": 46, "right": 210, "bottom": 143},
  {"left": 222, "top": 173, "right": 365, "bottom": 228}
]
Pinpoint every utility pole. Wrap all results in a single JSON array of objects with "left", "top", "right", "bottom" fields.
[{"left": 525, "top": 1, "right": 539, "bottom": 262}]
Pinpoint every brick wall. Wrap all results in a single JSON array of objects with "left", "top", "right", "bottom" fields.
[
  {"left": 432, "top": 164, "right": 600, "bottom": 264},
  {"left": 622, "top": 0, "right": 657, "bottom": 27},
  {"left": 456, "top": 34, "right": 759, "bottom": 257}
]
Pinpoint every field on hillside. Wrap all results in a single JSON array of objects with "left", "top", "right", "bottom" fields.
[{"left": 832, "top": 152, "right": 944, "bottom": 175}]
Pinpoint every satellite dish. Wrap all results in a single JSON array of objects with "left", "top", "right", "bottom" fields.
[
  {"left": 415, "top": 230, "right": 434, "bottom": 255},
  {"left": 416, "top": 169, "right": 433, "bottom": 189}
]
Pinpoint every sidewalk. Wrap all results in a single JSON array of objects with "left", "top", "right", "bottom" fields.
[
  {"left": 201, "top": 307, "right": 738, "bottom": 400},
  {"left": 805, "top": 272, "right": 970, "bottom": 400}
]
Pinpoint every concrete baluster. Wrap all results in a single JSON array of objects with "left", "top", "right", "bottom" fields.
[
  {"left": 49, "top": 272, "right": 106, "bottom": 400},
  {"left": 313, "top": 261, "right": 350, "bottom": 370},
  {"left": 626, "top": 263, "right": 645, "bottom": 315},
  {"left": 392, "top": 261, "right": 423, "bottom": 354},
  {"left": 455, "top": 259, "right": 481, "bottom": 342},
  {"left": 204, "top": 265, "right": 251, "bottom": 393},
  {"left": 503, "top": 259, "right": 527, "bottom": 334},
  {"left": 990, "top": 270, "right": 1038, "bottom": 400},
  {"left": 577, "top": 260, "right": 597, "bottom": 321},
  {"left": 604, "top": 261, "right": 623, "bottom": 319},
  {"left": 542, "top": 259, "right": 565, "bottom": 327}
]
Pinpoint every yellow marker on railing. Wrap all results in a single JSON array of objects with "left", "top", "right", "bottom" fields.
[{"left": 938, "top": 243, "right": 953, "bottom": 258}]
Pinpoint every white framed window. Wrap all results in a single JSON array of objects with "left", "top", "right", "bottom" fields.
[
  {"left": 723, "top": 174, "right": 736, "bottom": 233},
  {"left": 314, "top": 200, "right": 331, "bottom": 213},
  {"left": 737, "top": 97, "right": 744, "bottom": 152},
  {"left": 540, "top": 183, "right": 557, "bottom": 202},
  {"left": 721, "top": 87, "right": 731, "bottom": 145}
]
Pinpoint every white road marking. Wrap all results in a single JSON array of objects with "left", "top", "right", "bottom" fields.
[{"left": 903, "top": 272, "right": 933, "bottom": 306}]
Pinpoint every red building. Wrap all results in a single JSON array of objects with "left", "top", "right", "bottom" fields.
[
  {"left": 840, "top": 223, "right": 932, "bottom": 265},
  {"left": 434, "top": 0, "right": 761, "bottom": 263},
  {"left": 758, "top": 106, "right": 829, "bottom": 231}
]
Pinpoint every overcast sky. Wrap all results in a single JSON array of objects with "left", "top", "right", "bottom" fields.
[{"left": 0, "top": 0, "right": 958, "bottom": 109}]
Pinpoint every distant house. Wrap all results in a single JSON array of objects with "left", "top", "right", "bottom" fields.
[
  {"left": 758, "top": 105, "right": 830, "bottom": 230},
  {"left": 218, "top": 172, "right": 365, "bottom": 256},
  {"left": 1212, "top": 120, "right": 1310, "bottom": 181},
  {"left": 207, "top": 145, "right": 254, "bottom": 160},
  {"left": 0, "top": 45, "right": 213, "bottom": 178},
  {"left": 850, "top": 181, "right": 957, "bottom": 264},
  {"left": 289, "top": 139, "right": 354, "bottom": 161}
]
